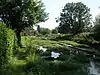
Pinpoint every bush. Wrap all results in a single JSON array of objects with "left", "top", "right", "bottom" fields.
[
  {"left": 21, "top": 28, "right": 38, "bottom": 36},
  {"left": 0, "top": 22, "right": 8, "bottom": 72},
  {"left": 0, "top": 22, "right": 15, "bottom": 74},
  {"left": 7, "top": 28, "right": 15, "bottom": 59},
  {"left": 72, "top": 33, "right": 96, "bottom": 45},
  {"left": 51, "top": 29, "right": 58, "bottom": 34},
  {"left": 40, "top": 28, "right": 51, "bottom": 35},
  {"left": 24, "top": 59, "right": 87, "bottom": 75}
]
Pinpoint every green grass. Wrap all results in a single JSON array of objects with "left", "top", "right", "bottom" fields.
[
  {"left": 21, "top": 36, "right": 87, "bottom": 48},
  {"left": 6, "top": 36, "right": 89, "bottom": 75}
]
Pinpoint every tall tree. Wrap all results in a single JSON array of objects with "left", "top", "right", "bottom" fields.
[
  {"left": 56, "top": 2, "right": 91, "bottom": 34},
  {"left": 93, "top": 14, "right": 100, "bottom": 41},
  {"left": 0, "top": 0, "right": 48, "bottom": 46}
]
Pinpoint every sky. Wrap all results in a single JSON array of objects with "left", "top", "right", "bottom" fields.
[{"left": 37, "top": 0, "right": 100, "bottom": 30}]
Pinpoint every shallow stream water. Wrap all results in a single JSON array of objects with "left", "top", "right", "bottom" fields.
[{"left": 88, "top": 61, "right": 100, "bottom": 75}]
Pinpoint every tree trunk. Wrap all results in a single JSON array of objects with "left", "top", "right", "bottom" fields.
[{"left": 15, "top": 30, "right": 22, "bottom": 47}]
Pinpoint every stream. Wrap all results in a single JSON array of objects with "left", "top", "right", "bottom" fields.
[
  {"left": 39, "top": 46, "right": 100, "bottom": 75},
  {"left": 88, "top": 61, "right": 100, "bottom": 75}
]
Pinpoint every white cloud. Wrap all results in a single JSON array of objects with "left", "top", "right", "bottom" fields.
[{"left": 39, "top": 16, "right": 58, "bottom": 30}]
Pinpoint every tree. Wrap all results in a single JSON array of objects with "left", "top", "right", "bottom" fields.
[
  {"left": 56, "top": 2, "right": 91, "bottom": 34},
  {"left": 51, "top": 28, "right": 58, "bottom": 34},
  {"left": 40, "top": 28, "right": 51, "bottom": 35},
  {"left": 0, "top": 0, "right": 48, "bottom": 46},
  {"left": 93, "top": 14, "right": 100, "bottom": 41}
]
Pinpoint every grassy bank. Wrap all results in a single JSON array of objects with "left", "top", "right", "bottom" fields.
[{"left": 3, "top": 35, "right": 90, "bottom": 75}]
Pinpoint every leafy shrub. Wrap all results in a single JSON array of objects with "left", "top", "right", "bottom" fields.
[
  {"left": 22, "top": 28, "right": 39, "bottom": 36},
  {"left": 40, "top": 28, "right": 51, "bottom": 35},
  {"left": 72, "top": 33, "right": 96, "bottom": 45},
  {"left": 51, "top": 29, "right": 58, "bottom": 34},
  {"left": 25, "top": 45, "right": 39, "bottom": 61},
  {"left": 24, "top": 59, "right": 87, "bottom": 75},
  {"left": 7, "top": 28, "right": 15, "bottom": 59},
  {"left": 0, "top": 22, "right": 15, "bottom": 74},
  {"left": 0, "top": 23, "right": 8, "bottom": 72}
]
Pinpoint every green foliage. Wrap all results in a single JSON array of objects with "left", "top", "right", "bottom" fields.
[
  {"left": 0, "top": 28, "right": 91, "bottom": 75},
  {"left": 0, "top": 0, "right": 48, "bottom": 30},
  {"left": 0, "top": 0, "right": 48, "bottom": 46},
  {"left": 22, "top": 28, "right": 37, "bottom": 36},
  {"left": 7, "top": 28, "right": 15, "bottom": 59},
  {"left": 22, "top": 36, "right": 86, "bottom": 48},
  {"left": 0, "top": 22, "right": 17, "bottom": 75},
  {"left": 24, "top": 56, "right": 88, "bottom": 75},
  {"left": 47, "top": 33, "right": 96, "bottom": 46},
  {"left": 40, "top": 28, "right": 51, "bottom": 35},
  {"left": 56, "top": 2, "right": 91, "bottom": 34},
  {"left": 0, "top": 23, "right": 8, "bottom": 71},
  {"left": 50, "top": 34, "right": 73, "bottom": 41},
  {"left": 2, "top": 35, "right": 90, "bottom": 75},
  {"left": 72, "top": 33, "right": 96, "bottom": 45},
  {"left": 93, "top": 14, "right": 100, "bottom": 41},
  {"left": 51, "top": 28, "right": 58, "bottom": 34}
]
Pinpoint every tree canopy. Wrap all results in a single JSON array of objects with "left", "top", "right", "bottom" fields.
[
  {"left": 0, "top": 0, "right": 48, "bottom": 46},
  {"left": 93, "top": 14, "right": 100, "bottom": 41},
  {"left": 56, "top": 2, "right": 91, "bottom": 34},
  {"left": 0, "top": 0, "right": 48, "bottom": 29}
]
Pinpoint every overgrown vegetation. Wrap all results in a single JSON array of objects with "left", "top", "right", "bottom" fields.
[
  {"left": 0, "top": 0, "right": 100, "bottom": 75},
  {"left": 0, "top": 23, "right": 90, "bottom": 75},
  {"left": 0, "top": 23, "right": 8, "bottom": 73},
  {"left": 0, "top": 0, "right": 48, "bottom": 46},
  {"left": 6, "top": 37, "right": 89, "bottom": 75},
  {"left": 0, "top": 22, "right": 15, "bottom": 75}
]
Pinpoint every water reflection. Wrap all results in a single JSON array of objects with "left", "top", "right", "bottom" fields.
[
  {"left": 88, "top": 61, "right": 100, "bottom": 75},
  {"left": 51, "top": 51, "right": 60, "bottom": 58},
  {"left": 41, "top": 51, "right": 61, "bottom": 61}
]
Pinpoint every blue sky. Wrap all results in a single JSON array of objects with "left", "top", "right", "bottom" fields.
[{"left": 38, "top": 0, "right": 100, "bottom": 30}]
